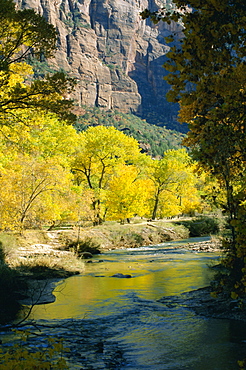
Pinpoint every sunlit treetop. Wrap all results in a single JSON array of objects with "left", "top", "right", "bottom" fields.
[
  {"left": 0, "top": 0, "right": 77, "bottom": 124},
  {"left": 0, "top": 0, "right": 57, "bottom": 71}
]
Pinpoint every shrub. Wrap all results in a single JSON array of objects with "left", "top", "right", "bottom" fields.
[
  {"left": 177, "top": 216, "right": 221, "bottom": 237},
  {"left": 66, "top": 238, "right": 101, "bottom": 257},
  {"left": 131, "top": 232, "right": 144, "bottom": 246},
  {"left": 14, "top": 255, "right": 82, "bottom": 279}
]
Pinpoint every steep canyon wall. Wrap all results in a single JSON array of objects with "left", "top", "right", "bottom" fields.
[{"left": 16, "top": 0, "right": 183, "bottom": 130}]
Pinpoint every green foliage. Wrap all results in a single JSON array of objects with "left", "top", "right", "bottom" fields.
[
  {"left": 130, "top": 232, "right": 144, "bottom": 246},
  {"left": 215, "top": 200, "right": 246, "bottom": 298},
  {"left": 74, "top": 106, "right": 184, "bottom": 157},
  {"left": 0, "top": 0, "right": 57, "bottom": 67},
  {"left": 140, "top": 1, "right": 178, "bottom": 24},
  {"left": 27, "top": 57, "right": 58, "bottom": 78},
  {"left": 177, "top": 216, "right": 221, "bottom": 237},
  {"left": 61, "top": 8, "right": 89, "bottom": 30},
  {"left": 81, "top": 23, "right": 91, "bottom": 29}
]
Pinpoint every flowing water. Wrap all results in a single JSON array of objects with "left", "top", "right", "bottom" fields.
[{"left": 2, "top": 237, "right": 246, "bottom": 369}]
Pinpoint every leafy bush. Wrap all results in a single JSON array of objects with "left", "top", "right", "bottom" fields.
[
  {"left": 131, "top": 232, "right": 144, "bottom": 246},
  {"left": 66, "top": 238, "right": 101, "bottom": 257},
  {"left": 177, "top": 216, "right": 221, "bottom": 237}
]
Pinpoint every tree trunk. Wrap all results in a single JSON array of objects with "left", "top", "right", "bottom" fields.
[{"left": 152, "top": 192, "right": 160, "bottom": 220}]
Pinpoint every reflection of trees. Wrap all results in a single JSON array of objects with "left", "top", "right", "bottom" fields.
[
  {"left": 29, "top": 251, "right": 244, "bottom": 370},
  {"left": 32, "top": 253, "right": 216, "bottom": 320}
]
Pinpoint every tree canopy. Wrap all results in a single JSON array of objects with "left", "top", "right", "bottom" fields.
[
  {"left": 141, "top": 0, "right": 246, "bottom": 297},
  {"left": 0, "top": 117, "right": 209, "bottom": 229},
  {"left": 72, "top": 125, "right": 142, "bottom": 224},
  {"left": 0, "top": 0, "right": 56, "bottom": 67},
  {"left": 0, "top": 0, "right": 76, "bottom": 124},
  {"left": 0, "top": 2, "right": 210, "bottom": 230}
]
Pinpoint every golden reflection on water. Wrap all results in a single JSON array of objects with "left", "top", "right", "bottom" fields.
[
  {"left": 31, "top": 251, "right": 217, "bottom": 321},
  {"left": 18, "top": 247, "right": 246, "bottom": 370}
]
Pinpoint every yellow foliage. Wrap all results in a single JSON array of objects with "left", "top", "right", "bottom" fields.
[
  {"left": 0, "top": 154, "right": 74, "bottom": 229},
  {"left": 0, "top": 331, "right": 69, "bottom": 370},
  {"left": 0, "top": 110, "right": 79, "bottom": 164},
  {"left": 210, "top": 291, "right": 218, "bottom": 298},
  {"left": 230, "top": 291, "right": 239, "bottom": 300},
  {"left": 73, "top": 126, "right": 143, "bottom": 223},
  {"left": 238, "top": 359, "right": 246, "bottom": 369},
  {"left": 106, "top": 164, "right": 151, "bottom": 221},
  {"left": 146, "top": 149, "right": 202, "bottom": 218},
  {"left": 0, "top": 106, "right": 85, "bottom": 229}
]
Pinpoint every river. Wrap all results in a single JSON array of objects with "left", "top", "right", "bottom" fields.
[{"left": 3, "top": 237, "right": 246, "bottom": 369}]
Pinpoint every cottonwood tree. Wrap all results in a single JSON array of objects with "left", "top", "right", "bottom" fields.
[
  {"left": 105, "top": 164, "right": 151, "bottom": 223},
  {"left": 141, "top": 0, "right": 246, "bottom": 295},
  {"left": 0, "top": 155, "right": 73, "bottom": 229},
  {"left": 72, "top": 126, "right": 142, "bottom": 225},
  {"left": 146, "top": 149, "right": 198, "bottom": 219},
  {"left": 0, "top": 110, "right": 81, "bottom": 229},
  {"left": 0, "top": 110, "right": 79, "bottom": 158}
]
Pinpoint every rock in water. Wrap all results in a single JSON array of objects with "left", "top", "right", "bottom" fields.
[{"left": 111, "top": 273, "right": 132, "bottom": 278}]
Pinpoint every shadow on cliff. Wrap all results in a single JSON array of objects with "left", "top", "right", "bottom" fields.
[{"left": 129, "top": 53, "right": 187, "bottom": 133}]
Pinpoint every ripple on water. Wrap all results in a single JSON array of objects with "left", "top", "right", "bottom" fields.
[{"left": 1, "top": 240, "right": 245, "bottom": 369}]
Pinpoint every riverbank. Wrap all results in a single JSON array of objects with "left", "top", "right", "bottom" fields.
[
  {"left": 16, "top": 239, "right": 221, "bottom": 307},
  {"left": 0, "top": 218, "right": 222, "bottom": 312}
]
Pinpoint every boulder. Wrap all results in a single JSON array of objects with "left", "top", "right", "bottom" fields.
[{"left": 111, "top": 273, "right": 132, "bottom": 278}]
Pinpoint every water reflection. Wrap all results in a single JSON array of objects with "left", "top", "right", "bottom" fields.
[
  {"left": 116, "top": 308, "right": 241, "bottom": 370},
  {"left": 26, "top": 240, "right": 246, "bottom": 370},
  {"left": 31, "top": 247, "right": 217, "bottom": 320}
]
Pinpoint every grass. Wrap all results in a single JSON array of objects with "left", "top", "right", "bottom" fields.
[
  {"left": 82, "top": 219, "right": 190, "bottom": 249},
  {"left": 0, "top": 232, "right": 18, "bottom": 258},
  {"left": 65, "top": 238, "right": 101, "bottom": 258},
  {"left": 7, "top": 253, "right": 85, "bottom": 279},
  {"left": 0, "top": 233, "right": 85, "bottom": 323}
]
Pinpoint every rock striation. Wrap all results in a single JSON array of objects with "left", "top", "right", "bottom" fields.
[{"left": 16, "top": 0, "right": 184, "bottom": 130}]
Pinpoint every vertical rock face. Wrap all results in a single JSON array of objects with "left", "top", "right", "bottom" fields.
[{"left": 16, "top": 0, "right": 183, "bottom": 129}]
